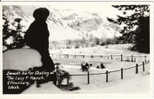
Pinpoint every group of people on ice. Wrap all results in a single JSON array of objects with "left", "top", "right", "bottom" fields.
[{"left": 81, "top": 61, "right": 106, "bottom": 72}]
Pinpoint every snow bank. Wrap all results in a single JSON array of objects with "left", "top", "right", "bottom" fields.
[
  {"left": 72, "top": 73, "right": 150, "bottom": 93},
  {"left": 3, "top": 48, "right": 42, "bottom": 70},
  {"left": 23, "top": 82, "right": 64, "bottom": 94}
]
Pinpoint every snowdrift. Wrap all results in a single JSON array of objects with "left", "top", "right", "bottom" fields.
[{"left": 3, "top": 48, "right": 42, "bottom": 70}]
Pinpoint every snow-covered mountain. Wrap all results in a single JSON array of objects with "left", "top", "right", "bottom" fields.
[{"left": 3, "top": 5, "right": 122, "bottom": 41}]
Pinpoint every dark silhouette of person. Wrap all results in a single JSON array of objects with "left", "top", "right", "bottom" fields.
[
  {"left": 100, "top": 62, "right": 105, "bottom": 69},
  {"left": 25, "top": 8, "right": 55, "bottom": 72}
]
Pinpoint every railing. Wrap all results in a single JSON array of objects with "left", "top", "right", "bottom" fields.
[
  {"left": 51, "top": 53, "right": 148, "bottom": 62},
  {"left": 51, "top": 54, "right": 149, "bottom": 67},
  {"left": 51, "top": 53, "right": 150, "bottom": 85},
  {"left": 67, "top": 61, "right": 149, "bottom": 85}
]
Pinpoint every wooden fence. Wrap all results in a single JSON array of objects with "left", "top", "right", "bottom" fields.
[
  {"left": 52, "top": 54, "right": 149, "bottom": 85},
  {"left": 66, "top": 61, "right": 149, "bottom": 85},
  {"left": 51, "top": 53, "right": 149, "bottom": 65}
]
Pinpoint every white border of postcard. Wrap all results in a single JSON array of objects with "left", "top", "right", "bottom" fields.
[{"left": 0, "top": 1, "right": 154, "bottom": 99}]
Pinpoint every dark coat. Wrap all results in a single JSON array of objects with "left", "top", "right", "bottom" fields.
[
  {"left": 25, "top": 20, "right": 55, "bottom": 71},
  {"left": 25, "top": 21, "right": 49, "bottom": 52}
]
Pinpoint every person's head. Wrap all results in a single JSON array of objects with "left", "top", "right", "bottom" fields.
[{"left": 33, "top": 8, "right": 50, "bottom": 22}]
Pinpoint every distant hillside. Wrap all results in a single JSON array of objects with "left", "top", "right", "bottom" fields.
[{"left": 3, "top": 5, "right": 122, "bottom": 41}]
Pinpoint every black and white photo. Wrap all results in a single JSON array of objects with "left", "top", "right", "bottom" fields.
[{"left": 1, "top": 2, "right": 153, "bottom": 95}]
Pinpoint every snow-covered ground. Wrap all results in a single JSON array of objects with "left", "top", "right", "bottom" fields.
[
  {"left": 51, "top": 44, "right": 149, "bottom": 56},
  {"left": 23, "top": 82, "right": 65, "bottom": 94},
  {"left": 64, "top": 65, "right": 150, "bottom": 93},
  {"left": 50, "top": 44, "right": 150, "bottom": 93},
  {"left": 22, "top": 72, "right": 149, "bottom": 94},
  {"left": 72, "top": 72, "right": 150, "bottom": 94},
  {"left": 3, "top": 48, "right": 42, "bottom": 70},
  {"left": 3, "top": 44, "right": 150, "bottom": 94}
]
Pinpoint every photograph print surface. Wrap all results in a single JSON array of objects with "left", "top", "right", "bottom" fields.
[{"left": 2, "top": 3, "right": 151, "bottom": 94}]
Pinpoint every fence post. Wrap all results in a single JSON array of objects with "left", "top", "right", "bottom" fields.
[
  {"left": 66, "top": 54, "right": 69, "bottom": 58},
  {"left": 136, "top": 64, "right": 139, "bottom": 74},
  {"left": 142, "top": 61, "right": 145, "bottom": 72},
  {"left": 134, "top": 57, "right": 136, "bottom": 62},
  {"left": 67, "top": 77, "right": 69, "bottom": 85},
  {"left": 131, "top": 55, "right": 134, "bottom": 62},
  {"left": 83, "top": 55, "right": 85, "bottom": 58},
  {"left": 68, "top": 54, "right": 69, "bottom": 58},
  {"left": 87, "top": 70, "right": 90, "bottom": 84},
  {"left": 100, "top": 55, "right": 103, "bottom": 58},
  {"left": 144, "top": 56, "right": 147, "bottom": 63},
  {"left": 121, "top": 68, "right": 123, "bottom": 79},
  {"left": 111, "top": 55, "right": 113, "bottom": 60},
  {"left": 106, "top": 70, "right": 109, "bottom": 83},
  {"left": 121, "top": 54, "right": 123, "bottom": 61}
]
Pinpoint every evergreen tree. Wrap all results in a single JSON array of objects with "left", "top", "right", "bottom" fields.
[
  {"left": 108, "top": 5, "right": 150, "bottom": 53},
  {"left": 3, "top": 15, "right": 26, "bottom": 52},
  {"left": 134, "top": 16, "right": 149, "bottom": 53}
]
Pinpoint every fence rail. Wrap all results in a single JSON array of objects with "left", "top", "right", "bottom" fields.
[
  {"left": 52, "top": 53, "right": 149, "bottom": 85},
  {"left": 66, "top": 60, "right": 149, "bottom": 85},
  {"left": 51, "top": 53, "right": 148, "bottom": 64}
]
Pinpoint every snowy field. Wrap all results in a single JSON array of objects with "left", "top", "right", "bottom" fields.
[
  {"left": 50, "top": 44, "right": 149, "bottom": 55},
  {"left": 3, "top": 44, "right": 150, "bottom": 94},
  {"left": 23, "top": 73, "right": 150, "bottom": 94},
  {"left": 49, "top": 44, "right": 150, "bottom": 93},
  {"left": 51, "top": 44, "right": 149, "bottom": 71},
  {"left": 26, "top": 44, "right": 150, "bottom": 94}
]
